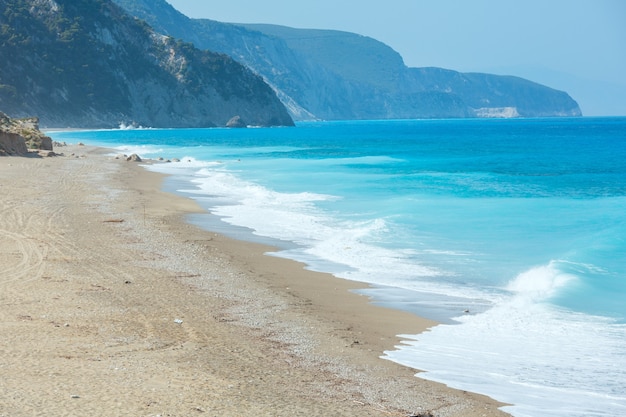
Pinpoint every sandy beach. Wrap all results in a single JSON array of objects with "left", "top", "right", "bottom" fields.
[{"left": 0, "top": 145, "right": 509, "bottom": 416}]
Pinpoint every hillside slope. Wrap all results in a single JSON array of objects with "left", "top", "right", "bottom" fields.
[
  {"left": 112, "top": 0, "right": 581, "bottom": 120},
  {"left": 0, "top": 0, "right": 293, "bottom": 128}
]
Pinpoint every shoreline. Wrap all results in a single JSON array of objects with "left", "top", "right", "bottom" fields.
[{"left": 0, "top": 145, "right": 509, "bottom": 416}]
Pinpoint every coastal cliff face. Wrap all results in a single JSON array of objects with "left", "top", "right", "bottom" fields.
[
  {"left": 0, "top": 112, "right": 52, "bottom": 156},
  {"left": 112, "top": 0, "right": 582, "bottom": 121},
  {"left": 0, "top": 0, "right": 294, "bottom": 128}
]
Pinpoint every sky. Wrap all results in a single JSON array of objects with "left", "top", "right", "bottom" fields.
[{"left": 166, "top": 0, "right": 625, "bottom": 116}]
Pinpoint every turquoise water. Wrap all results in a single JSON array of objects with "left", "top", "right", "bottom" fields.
[{"left": 51, "top": 117, "right": 626, "bottom": 417}]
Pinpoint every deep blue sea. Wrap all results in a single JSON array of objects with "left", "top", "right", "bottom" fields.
[{"left": 50, "top": 117, "right": 626, "bottom": 417}]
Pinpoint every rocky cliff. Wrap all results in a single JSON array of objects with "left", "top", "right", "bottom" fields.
[
  {"left": 0, "top": 0, "right": 294, "bottom": 128},
  {"left": 0, "top": 112, "right": 52, "bottom": 156},
  {"left": 113, "top": 0, "right": 581, "bottom": 120}
]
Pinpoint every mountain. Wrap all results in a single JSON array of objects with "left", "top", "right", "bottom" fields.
[
  {"left": 0, "top": 0, "right": 294, "bottom": 128},
  {"left": 112, "top": 0, "right": 582, "bottom": 120}
]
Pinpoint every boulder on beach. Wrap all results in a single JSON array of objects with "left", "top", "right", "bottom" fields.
[
  {"left": 38, "top": 150, "right": 57, "bottom": 158},
  {"left": 0, "top": 131, "right": 28, "bottom": 156}
]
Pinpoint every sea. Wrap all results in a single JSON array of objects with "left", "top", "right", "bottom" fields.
[{"left": 50, "top": 117, "right": 626, "bottom": 417}]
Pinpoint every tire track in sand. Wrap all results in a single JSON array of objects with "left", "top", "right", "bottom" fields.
[
  {"left": 0, "top": 157, "right": 81, "bottom": 289},
  {"left": 1, "top": 154, "right": 214, "bottom": 359},
  {"left": 0, "top": 229, "right": 47, "bottom": 285}
]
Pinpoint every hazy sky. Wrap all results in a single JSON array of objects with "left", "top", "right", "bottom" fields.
[{"left": 167, "top": 0, "right": 625, "bottom": 115}]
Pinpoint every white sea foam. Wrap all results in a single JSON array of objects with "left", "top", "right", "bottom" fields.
[
  {"left": 158, "top": 163, "right": 502, "bottom": 304},
  {"left": 112, "top": 144, "right": 165, "bottom": 157},
  {"left": 118, "top": 122, "right": 152, "bottom": 130},
  {"left": 384, "top": 261, "right": 626, "bottom": 417},
  {"left": 506, "top": 260, "right": 579, "bottom": 304},
  {"left": 151, "top": 156, "right": 219, "bottom": 171}
]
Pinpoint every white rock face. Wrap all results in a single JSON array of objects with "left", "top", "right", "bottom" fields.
[{"left": 474, "top": 107, "right": 521, "bottom": 118}]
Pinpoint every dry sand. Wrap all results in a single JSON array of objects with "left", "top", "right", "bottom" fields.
[{"left": 0, "top": 145, "right": 510, "bottom": 416}]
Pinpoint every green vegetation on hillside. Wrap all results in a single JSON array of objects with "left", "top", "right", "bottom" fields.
[{"left": 0, "top": 0, "right": 293, "bottom": 127}]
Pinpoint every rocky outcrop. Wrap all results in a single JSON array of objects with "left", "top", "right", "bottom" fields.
[
  {"left": 0, "top": 0, "right": 293, "bottom": 128},
  {"left": 0, "top": 132, "right": 28, "bottom": 156},
  {"left": 0, "top": 112, "right": 53, "bottom": 156}
]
